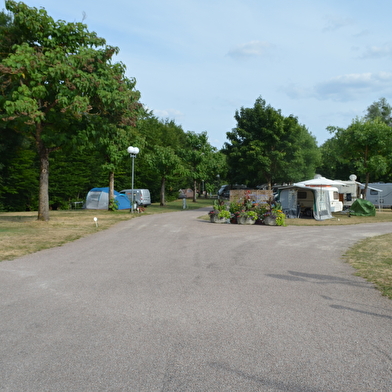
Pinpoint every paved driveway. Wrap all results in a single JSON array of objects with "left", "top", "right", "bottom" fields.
[{"left": 1, "top": 208, "right": 392, "bottom": 391}]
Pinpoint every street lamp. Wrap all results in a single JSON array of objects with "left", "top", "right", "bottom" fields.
[{"left": 127, "top": 146, "right": 140, "bottom": 213}]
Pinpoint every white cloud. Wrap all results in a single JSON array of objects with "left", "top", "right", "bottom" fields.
[
  {"left": 281, "top": 73, "right": 392, "bottom": 102},
  {"left": 314, "top": 72, "right": 392, "bottom": 101},
  {"left": 361, "top": 42, "right": 392, "bottom": 59},
  {"left": 227, "top": 40, "right": 273, "bottom": 59}
]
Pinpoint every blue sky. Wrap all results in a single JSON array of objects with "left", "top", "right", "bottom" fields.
[{"left": 5, "top": 0, "right": 392, "bottom": 148}]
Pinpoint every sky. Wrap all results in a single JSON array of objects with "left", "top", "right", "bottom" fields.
[{"left": 5, "top": 0, "right": 392, "bottom": 148}]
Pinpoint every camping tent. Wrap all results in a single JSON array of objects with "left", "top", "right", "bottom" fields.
[
  {"left": 85, "top": 187, "right": 131, "bottom": 210},
  {"left": 349, "top": 199, "right": 376, "bottom": 216}
]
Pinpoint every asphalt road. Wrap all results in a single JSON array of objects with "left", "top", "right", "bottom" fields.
[{"left": 1, "top": 208, "right": 392, "bottom": 391}]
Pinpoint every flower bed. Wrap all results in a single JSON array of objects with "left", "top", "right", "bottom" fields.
[{"left": 209, "top": 191, "right": 286, "bottom": 226}]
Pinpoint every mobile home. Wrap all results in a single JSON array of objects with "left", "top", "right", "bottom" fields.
[{"left": 365, "top": 183, "right": 392, "bottom": 208}]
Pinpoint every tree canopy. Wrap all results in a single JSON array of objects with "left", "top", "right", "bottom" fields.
[
  {"left": 0, "top": 1, "right": 142, "bottom": 219},
  {"left": 223, "top": 97, "right": 320, "bottom": 188},
  {"left": 327, "top": 117, "right": 392, "bottom": 192}
]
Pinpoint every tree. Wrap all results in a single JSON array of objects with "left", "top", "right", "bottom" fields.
[
  {"left": 82, "top": 60, "right": 143, "bottom": 204},
  {"left": 0, "top": 1, "right": 141, "bottom": 220},
  {"left": 224, "top": 97, "right": 320, "bottom": 188},
  {"left": 365, "top": 97, "right": 392, "bottom": 126},
  {"left": 0, "top": 126, "right": 39, "bottom": 211},
  {"left": 328, "top": 117, "right": 392, "bottom": 194},
  {"left": 182, "top": 131, "right": 219, "bottom": 202},
  {"left": 274, "top": 115, "right": 320, "bottom": 184},
  {"left": 317, "top": 136, "right": 354, "bottom": 181},
  {"left": 136, "top": 116, "right": 187, "bottom": 203},
  {"left": 145, "top": 145, "right": 185, "bottom": 206}
]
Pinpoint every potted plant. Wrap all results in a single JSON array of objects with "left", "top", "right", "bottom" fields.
[
  {"left": 262, "top": 200, "right": 286, "bottom": 226},
  {"left": 209, "top": 200, "right": 229, "bottom": 223},
  {"left": 237, "top": 210, "right": 258, "bottom": 225},
  {"left": 229, "top": 201, "right": 242, "bottom": 224}
]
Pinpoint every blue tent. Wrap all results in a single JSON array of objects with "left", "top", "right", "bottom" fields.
[{"left": 85, "top": 187, "right": 131, "bottom": 210}]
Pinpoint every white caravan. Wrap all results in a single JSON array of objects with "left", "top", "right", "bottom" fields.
[
  {"left": 294, "top": 175, "right": 343, "bottom": 213},
  {"left": 365, "top": 183, "right": 392, "bottom": 208},
  {"left": 334, "top": 175, "right": 362, "bottom": 208}
]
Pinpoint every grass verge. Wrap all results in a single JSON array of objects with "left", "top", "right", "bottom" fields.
[
  {"left": 286, "top": 210, "right": 392, "bottom": 225},
  {"left": 343, "top": 233, "right": 392, "bottom": 299}
]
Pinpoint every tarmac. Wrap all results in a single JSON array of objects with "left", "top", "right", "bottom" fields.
[{"left": 0, "top": 207, "right": 392, "bottom": 391}]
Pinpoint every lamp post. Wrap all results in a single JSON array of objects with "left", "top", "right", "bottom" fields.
[{"left": 127, "top": 146, "right": 139, "bottom": 213}]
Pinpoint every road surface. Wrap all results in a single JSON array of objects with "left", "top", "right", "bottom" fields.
[{"left": 1, "top": 208, "right": 392, "bottom": 391}]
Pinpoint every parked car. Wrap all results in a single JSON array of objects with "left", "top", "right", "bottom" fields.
[
  {"left": 120, "top": 189, "right": 151, "bottom": 207},
  {"left": 218, "top": 185, "right": 230, "bottom": 198}
]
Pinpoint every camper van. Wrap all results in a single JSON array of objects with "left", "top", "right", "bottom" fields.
[
  {"left": 365, "top": 183, "right": 392, "bottom": 208},
  {"left": 120, "top": 189, "right": 151, "bottom": 207}
]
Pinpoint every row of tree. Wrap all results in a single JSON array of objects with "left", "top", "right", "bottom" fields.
[
  {"left": 0, "top": 2, "right": 225, "bottom": 219},
  {"left": 1, "top": 2, "right": 392, "bottom": 219}
]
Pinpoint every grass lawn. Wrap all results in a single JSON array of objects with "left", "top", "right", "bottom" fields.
[
  {"left": 343, "top": 233, "right": 392, "bottom": 299},
  {"left": 1, "top": 199, "right": 391, "bottom": 299}
]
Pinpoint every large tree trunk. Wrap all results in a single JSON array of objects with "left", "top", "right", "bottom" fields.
[
  {"left": 192, "top": 179, "right": 197, "bottom": 203},
  {"left": 364, "top": 172, "right": 370, "bottom": 200},
  {"left": 363, "top": 145, "right": 369, "bottom": 199},
  {"left": 109, "top": 171, "right": 115, "bottom": 209},
  {"left": 37, "top": 138, "right": 50, "bottom": 221},
  {"left": 160, "top": 176, "right": 166, "bottom": 206}
]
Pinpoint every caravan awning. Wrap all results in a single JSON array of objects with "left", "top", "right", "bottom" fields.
[{"left": 358, "top": 184, "right": 383, "bottom": 192}]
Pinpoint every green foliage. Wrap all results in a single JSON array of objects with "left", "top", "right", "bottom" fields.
[
  {"left": 217, "top": 210, "right": 230, "bottom": 219},
  {"left": 0, "top": 1, "right": 142, "bottom": 219},
  {"left": 224, "top": 96, "right": 320, "bottom": 187},
  {"left": 48, "top": 147, "right": 107, "bottom": 209},
  {"left": 181, "top": 131, "right": 222, "bottom": 201},
  {"left": 108, "top": 198, "right": 119, "bottom": 211},
  {"left": 0, "top": 127, "right": 39, "bottom": 211},
  {"left": 328, "top": 117, "right": 392, "bottom": 186},
  {"left": 213, "top": 199, "right": 226, "bottom": 211},
  {"left": 365, "top": 97, "right": 392, "bottom": 126},
  {"left": 317, "top": 136, "right": 354, "bottom": 180}
]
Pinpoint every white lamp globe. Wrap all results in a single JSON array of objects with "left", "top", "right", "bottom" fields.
[{"left": 127, "top": 146, "right": 140, "bottom": 155}]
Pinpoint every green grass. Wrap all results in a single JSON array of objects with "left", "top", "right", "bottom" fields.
[
  {"left": 343, "top": 233, "right": 392, "bottom": 299},
  {"left": 145, "top": 198, "right": 212, "bottom": 213}
]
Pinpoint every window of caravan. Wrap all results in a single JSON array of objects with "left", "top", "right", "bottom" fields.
[
  {"left": 370, "top": 189, "right": 379, "bottom": 195},
  {"left": 333, "top": 191, "right": 339, "bottom": 200},
  {"left": 298, "top": 191, "right": 308, "bottom": 199}
]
